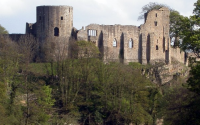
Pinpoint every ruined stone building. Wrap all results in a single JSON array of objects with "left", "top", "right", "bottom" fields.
[{"left": 8, "top": 5, "right": 186, "bottom": 64}]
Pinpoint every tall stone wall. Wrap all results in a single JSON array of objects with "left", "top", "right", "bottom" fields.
[
  {"left": 77, "top": 7, "right": 174, "bottom": 64},
  {"left": 77, "top": 24, "right": 141, "bottom": 63},
  {"left": 123, "top": 26, "right": 140, "bottom": 63},
  {"left": 26, "top": 23, "right": 36, "bottom": 36},
  {"left": 170, "top": 47, "right": 185, "bottom": 64},
  {"left": 5, "top": 34, "right": 25, "bottom": 41},
  {"left": 9, "top": 5, "right": 186, "bottom": 65}
]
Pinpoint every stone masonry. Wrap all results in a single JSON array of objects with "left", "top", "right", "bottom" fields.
[{"left": 8, "top": 5, "right": 186, "bottom": 65}]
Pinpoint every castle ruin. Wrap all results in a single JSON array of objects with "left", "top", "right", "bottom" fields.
[{"left": 9, "top": 5, "right": 186, "bottom": 64}]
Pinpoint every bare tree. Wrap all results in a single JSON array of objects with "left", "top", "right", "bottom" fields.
[
  {"left": 17, "top": 34, "right": 38, "bottom": 64},
  {"left": 41, "top": 36, "right": 72, "bottom": 62},
  {"left": 16, "top": 34, "right": 38, "bottom": 125},
  {"left": 138, "top": 2, "right": 173, "bottom": 20}
]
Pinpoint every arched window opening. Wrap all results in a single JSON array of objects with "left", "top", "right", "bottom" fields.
[
  {"left": 155, "top": 21, "right": 158, "bottom": 26},
  {"left": 156, "top": 45, "right": 158, "bottom": 50},
  {"left": 54, "top": 27, "right": 59, "bottom": 36},
  {"left": 129, "top": 39, "right": 133, "bottom": 48},
  {"left": 61, "top": 16, "right": 63, "bottom": 20},
  {"left": 113, "top": 38, "right": 117, "bottom": 47}
]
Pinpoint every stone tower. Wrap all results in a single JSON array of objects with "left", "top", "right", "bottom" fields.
[
  {"left": 32, "top": 6, "right": 74, "bottom": 60},
  {"left": 140, "top": 7, "right": 171, "bottom": 64},
  {"left": 36, "top": 5, "right": 73, "bottom": 41}
]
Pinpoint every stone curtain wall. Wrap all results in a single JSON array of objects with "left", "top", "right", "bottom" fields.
[
  {"left": 77, "top": 24, "right": 140, "bottom": 63},
  {"left": 170, "top": 47, "right": 185, "bottom": 64},
  {"left": 20, "top": 5, "right": 186, "bottom": 65},
  {"left": 77, "top": 7, "right": 176, "bottom": 64}
]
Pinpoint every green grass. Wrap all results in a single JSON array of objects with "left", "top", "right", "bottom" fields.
[
  {"left": 28, "top": 63, "right": 56, "bottom": 75},
  {"left": 129, "top": 62, "right": 144, "bottom": 69}
]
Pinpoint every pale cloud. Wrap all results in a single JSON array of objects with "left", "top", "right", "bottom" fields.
[
  {"left": 0, "top": 0, "right": 198, "bottom": 33},
  {"left": 0, "top": 0, "right": 27, "bottom": 16}
]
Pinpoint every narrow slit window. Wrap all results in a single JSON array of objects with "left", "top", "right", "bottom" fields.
[
  {"left": 113, "top": 39, "right": 117, "bottom": 47},
  {"left": 156, "top": 45, "right": 158, "bottom": 50},
  {"left": 129, "top": 39, "right": 133, "bottom": 48},
  {"left": 90, "top": 30, "right": 92, "bottom": 36},
  {"left": 94, "top": 30, "right": 97, "bottom": 36},
  {"left": 155, "top": 21, "right": 158, "bottom": 26},
  {"left": 155, "top": 13, "right": 157, "bottom": 17},
  {"left": 88, "top": 30, "right": 90, "bottom": 36},
  {"left": 54, "top": 27, "right": 59, "bottom": 36},
  {"left": 61, "top": 16, "right": 63, "bottom": 20}
]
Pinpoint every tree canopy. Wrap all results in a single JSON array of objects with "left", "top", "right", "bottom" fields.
[
  {"left": 0, "top": 24, "right": 8, "bottom": 34},
  {"left": 180, "top": 0, "right": 200, "bottom": 57}
]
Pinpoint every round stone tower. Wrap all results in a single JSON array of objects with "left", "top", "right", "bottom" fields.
[{"left": 36, "top": 5, "right": 73, "bottom": 40}]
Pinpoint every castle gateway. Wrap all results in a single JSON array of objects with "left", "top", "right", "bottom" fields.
[{"left": 15, "top": 6, "right": 185, "bottom": 64}]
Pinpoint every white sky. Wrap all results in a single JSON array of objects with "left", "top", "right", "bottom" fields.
[{"left": 0, "top": 0, "right": 197, "bottom": 33}]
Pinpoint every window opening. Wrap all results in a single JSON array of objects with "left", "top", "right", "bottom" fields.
[
  {"left": 156, "top": 45, "right": 158, "bottom": 50},
  {"left": 94, "top": 30, "right": 96, "bottom": 36},
  {"left": 54, "top": 27, "right": 59, "bottom": 36},
  {"left": 61, "top": 16, "right": 63, "bottom": 20},
  {"left": 90, "top": 30, "right": 92, "bottom": 36},
  {"left": 39, "top": 16, "right": 41, "bottom": 20},
  {"left": 154, "top": 21, "right": 158, "bottom": 26},
  {"left": 156, "top": 13, "right": 157, "bottom": 17},
  {"left": 113, "top": 38, "right": 117, "bottom": 47},
  {"left": 88, "top": 29, "right": 97, "bottom": 36},
  {"left": 129, "top": 39, "right": 133, "bottom": 48}
]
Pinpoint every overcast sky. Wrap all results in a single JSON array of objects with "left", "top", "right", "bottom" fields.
[{"left": 0, "top": 0, "right": 197, "bottom": 34}]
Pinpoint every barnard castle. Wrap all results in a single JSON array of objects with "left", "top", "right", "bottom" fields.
[{"left": 7, "top": 6, "right": 186, "bottom": 65}]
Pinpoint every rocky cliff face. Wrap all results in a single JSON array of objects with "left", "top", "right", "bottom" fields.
[{"left": 143, "top": 58, "right": 189, "bottom": 85}]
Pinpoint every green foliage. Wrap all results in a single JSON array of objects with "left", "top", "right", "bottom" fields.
[
  {"left": 129, "top": 62, "right": 144, "bottom": 69},
  {"left": 179, "top": 17, "right": 200, "bottom": 55},
  {"left": 170, "top": 11, "right": 189, "bottom": 47},
  {"left": 159, "top": 61, "right": 200, "bottom": 125},
  {"left": 4, "top": 1, "right": 200, "bottom": 124},
  {"left": 0, "top": 82, "right": 8, "bottom": 124},
  {"left": 0, "top": 24, "right": 8, "bottom": 34},
  {"left": 180, "top": 0, "right": 200, "bottom": 56},
  {"left": 158, "top": 86, "right": 189, "bottom": 125},
  {"left": 47, "top": 57, "right": 160, "bottom": 124},
  {"left": 40, "top": 85, "right": 55, "bottom": 106},
  {"left": 187, "top": 63, "right": 200, "bottom": 94},
  {"left": 193, "top": 0, "right": 200, "bottom": 21},
  {"left": 76, "top": 40, "right": 100, "bottom": 58},
  {"left": 0, "top": 37, "right": 162, "bottom": 124},
  {"left": 28, "top": 63, "right": 56, "bottom": 75}
]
